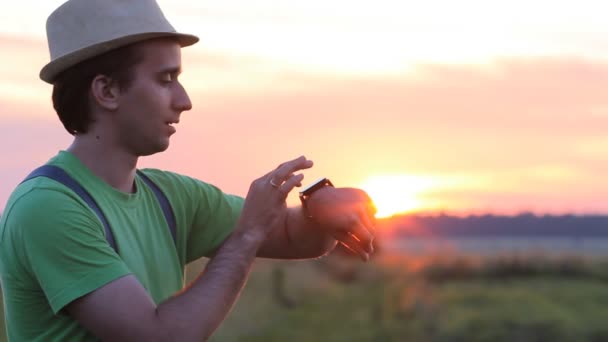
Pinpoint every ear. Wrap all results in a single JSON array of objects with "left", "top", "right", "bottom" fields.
[{"left": 90, "top": 75, "right": 120, "bottom": 111}]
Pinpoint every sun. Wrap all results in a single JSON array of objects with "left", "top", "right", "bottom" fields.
[{"left": 360, "top": 174, "right": 438, "bottom": 218}]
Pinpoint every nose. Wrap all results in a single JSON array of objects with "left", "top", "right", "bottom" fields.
[{"left": 173, "top": 82, "right": 192, "bottom": 112}]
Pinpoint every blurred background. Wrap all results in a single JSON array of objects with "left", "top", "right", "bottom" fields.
[{"left": 2, "top": 0, "right": 608, "bottom": 341}]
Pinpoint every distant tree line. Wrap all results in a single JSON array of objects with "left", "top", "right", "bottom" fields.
[{"left": 380, "top": 213, "right": 608, "bottom": 237}]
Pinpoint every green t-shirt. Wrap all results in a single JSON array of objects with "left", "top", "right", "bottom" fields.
[{"left": 0, "top": 151, "right": 244, "bottom": 341}]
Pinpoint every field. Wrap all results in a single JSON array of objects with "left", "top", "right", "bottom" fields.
[
  {"left": 207, "top": 250, "right": 608, "bottom": 341},
  {"left": 3, "top": 250, "right": 608, "bottom": 341}
]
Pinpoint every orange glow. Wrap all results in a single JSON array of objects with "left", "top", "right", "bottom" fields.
[
  {"left": 2, "top": 2, "right": 608, "bottom": 215},
  {"left": 360, "top": 175, "right": 439, "bottom": 218}
]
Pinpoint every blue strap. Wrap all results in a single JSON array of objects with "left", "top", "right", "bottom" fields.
[
  {"left": 22, "top": 165, "right": 117, "bottom": 252},
  {"left": 136, "top": 170, "right": 177, "bottom": 244},
  {"left": 21, "top": 166, "right": 177, "bottom": 253}
]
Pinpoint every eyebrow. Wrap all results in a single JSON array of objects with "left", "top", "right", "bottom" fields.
[{"left": 157, "top": 66, "right": 182, "bottom": 76}]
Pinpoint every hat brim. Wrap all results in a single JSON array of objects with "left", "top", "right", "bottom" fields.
[{"left": 40, "top": 32, "right": 199, "bottom": 84}]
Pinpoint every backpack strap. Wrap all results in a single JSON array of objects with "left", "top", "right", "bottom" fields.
[
  {"left": 22, "top": 165, "right": 117, "bottom": 252},
  {"left": 136, "top": 170, "right": 177, "bottom": 244},
  {"left": 21, "top": 165, "right": 177, "bottom": 253}
]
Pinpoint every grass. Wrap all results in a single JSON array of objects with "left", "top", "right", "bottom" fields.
[
  {"left": 209, "top": 253, "right": 608, "bottom": 341},
  {"left": 435, "top": 279, "right": 608, "bottom": 341},
  {"left": 3, "top": 253, "right": 608, "bottom": 341}
]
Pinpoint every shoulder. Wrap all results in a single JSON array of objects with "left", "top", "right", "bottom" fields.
[
  {"left": 1, "top": 178, "right": 99, "bottom": 243},
  {"left": 4, "top": 177, "right": 94, "bottom": 218}
]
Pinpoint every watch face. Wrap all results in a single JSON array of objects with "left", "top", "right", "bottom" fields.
[
  {"left": 300, "top": 177, "right": 331, "bottom": 195},
  {"left": 300, "top": 177, "right": 325, "bottom": 194}
]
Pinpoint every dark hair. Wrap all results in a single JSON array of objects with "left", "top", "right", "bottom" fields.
[{"left": 51, "top": 44, "right": 144, "bottom": 135}]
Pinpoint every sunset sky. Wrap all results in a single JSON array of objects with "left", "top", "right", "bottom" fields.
[{"left": 1, "top": 0, "right": 608, "bottom": 216}]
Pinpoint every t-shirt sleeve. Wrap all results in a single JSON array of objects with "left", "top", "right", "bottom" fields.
[
  {"left": 9, "top": 187, "right": 131, "bottom": 314},
  {"left": 185, "top": 183, "right": 244, "bottom": 262},
  {"left": 141, "top": 170, "right": 244, "bottom": 264}
]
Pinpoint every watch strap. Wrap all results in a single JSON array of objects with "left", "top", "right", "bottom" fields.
[{"left": 299, "top": 177, "right": 334, "bottom": 210}]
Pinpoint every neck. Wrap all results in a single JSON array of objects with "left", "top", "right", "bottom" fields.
[{"left": 67, "top": 134, "right": 139, "bottom": 193}]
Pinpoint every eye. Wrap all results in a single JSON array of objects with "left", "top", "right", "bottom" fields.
[{"left": 161, "top": 73, "right": 174, "bottom": 83}]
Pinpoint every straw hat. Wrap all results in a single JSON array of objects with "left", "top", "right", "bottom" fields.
[{"left": 40, "top": 0, "right": 199, "bottom": 83}]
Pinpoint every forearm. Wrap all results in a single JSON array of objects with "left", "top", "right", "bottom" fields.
[
  {"left": 155, "top": 229, "right": 264, "bottom": 341},
  {"left": 255, "top": 207, "right": 337, "bottom": 259}
]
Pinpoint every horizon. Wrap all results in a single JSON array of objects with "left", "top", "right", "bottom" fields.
[{"left": 2, "top": 1, "right": 608, "bottom": 216}]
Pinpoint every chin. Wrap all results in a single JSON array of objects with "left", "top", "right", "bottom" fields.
[{"left": 137, "top": 141, "right": 170, "bottom": 157}]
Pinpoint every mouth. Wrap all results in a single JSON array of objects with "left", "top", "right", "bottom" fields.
[
  {"left": 165, "top": 120, "right": 179, "bottom": 127},
  {"left": 165, "top": 120, "right": 179, "bottom": 134}
]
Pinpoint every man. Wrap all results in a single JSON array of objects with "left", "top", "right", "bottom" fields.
[{"left": 0, "top": 0, "right": 376, "bottom": 341}]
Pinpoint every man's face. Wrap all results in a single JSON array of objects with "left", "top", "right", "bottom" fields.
[{"left": 114, "top": 38, "right": 192, "bottom": 156}]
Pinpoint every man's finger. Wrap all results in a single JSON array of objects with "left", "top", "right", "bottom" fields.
[
  {"left": 333, "top": 231, "right": 370, "bottom": 262},
  {"left": 271, "top": 156, "right": 313, "bottom": 185},
  {"left": 345, "top": 214, "right": 374, "bottom": 254},
  {"left": 277, "top": 173, "right": 304, "bottom": 197},
  {"left": 358, "top": 204, "right": 376, "bottom": 234}
]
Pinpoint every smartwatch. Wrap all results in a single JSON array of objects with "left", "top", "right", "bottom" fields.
[{"left": 299, "top": 177, "right": 334, "bottom": 210}]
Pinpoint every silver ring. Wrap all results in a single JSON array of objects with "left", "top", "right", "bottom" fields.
[{"left": 269, "top": 179, "right": 280, "bottom": 188}]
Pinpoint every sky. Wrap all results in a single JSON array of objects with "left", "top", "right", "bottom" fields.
[{"left": 1, "top": 0, "right": 608, "bottom": 217}]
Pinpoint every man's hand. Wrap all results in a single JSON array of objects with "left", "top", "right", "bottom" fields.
[
  {"left": 305, "top": 187, "right": 377, "bottom": 261},
  {"left": 235, "top": 156, "right": 314, "bottom": 242}
]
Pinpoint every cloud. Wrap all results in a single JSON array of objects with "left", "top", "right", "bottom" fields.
[
  {"left": 0, "top": 34, "right": 52, "bottom": 111},
  {"left": 168, "top": 57, "right": 608, "bottom": 213},
  {"left": 181, "top": 56, "right": 608, "bottom": 167},
  {"left": 2, "top": 53, "right": 608, "bottom": 214}
]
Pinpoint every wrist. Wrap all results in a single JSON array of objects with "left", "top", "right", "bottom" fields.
[
  {"left": 299, "top": 177, "right": 334, "bottom": 217},
  {"left": 232, "top": 225, "right": 267, "bottom": 247},
  {"left": 288, "top": 208, "right": 338, "bottom": 257}
]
